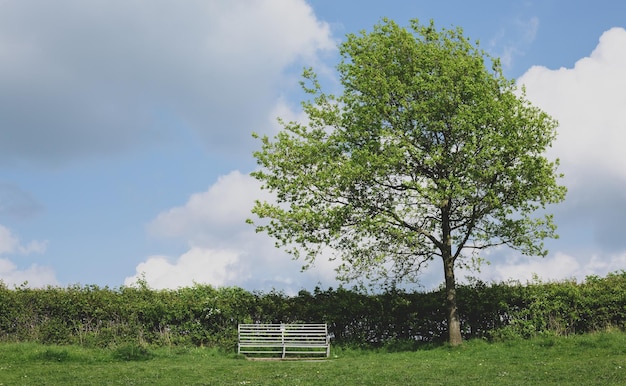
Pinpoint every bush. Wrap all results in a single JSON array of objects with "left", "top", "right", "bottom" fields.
[{"left": 1, "top": 271, "right": 625, "bottom": 348}]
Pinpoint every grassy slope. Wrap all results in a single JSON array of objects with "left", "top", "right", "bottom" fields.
[{"left": 1, "top": 331, "right": 625, "bottom": 385}]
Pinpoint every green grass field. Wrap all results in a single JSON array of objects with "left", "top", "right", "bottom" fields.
[{"left": 1, "top": 331, "right": 625, "bottom": 385}]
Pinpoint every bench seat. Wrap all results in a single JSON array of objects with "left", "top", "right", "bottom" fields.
[{"left": 238, "top": 323, "right": 330, "bottom": 359}]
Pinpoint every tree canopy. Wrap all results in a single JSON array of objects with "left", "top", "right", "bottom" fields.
[{"left": 249, "top": 19, "right": 566, "bottom": 345}]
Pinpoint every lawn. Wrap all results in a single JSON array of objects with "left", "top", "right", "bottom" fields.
[{"left": 1, "top": 331, "right": 625, "bottom": 385}]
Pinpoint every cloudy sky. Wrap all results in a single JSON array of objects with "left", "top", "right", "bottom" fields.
[{"left": 1, "top": 0, "right": 625, "bottom": 292}]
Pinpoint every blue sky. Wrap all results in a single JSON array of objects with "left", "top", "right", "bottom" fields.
[{"left": 1, "top": 0, "right": 626, "bottom": 292}]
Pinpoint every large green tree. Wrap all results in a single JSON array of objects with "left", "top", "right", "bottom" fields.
[{"left": 249, "top": 19, "right": 566, "bottom": 345}]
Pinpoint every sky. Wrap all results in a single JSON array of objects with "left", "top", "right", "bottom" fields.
[{"left": 1, "top": 0, "right": 626, "bottom": 293}]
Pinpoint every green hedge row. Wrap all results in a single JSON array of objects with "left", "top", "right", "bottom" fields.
[{"left": 1, "top": 271, "right": 625, "bottom": 348}]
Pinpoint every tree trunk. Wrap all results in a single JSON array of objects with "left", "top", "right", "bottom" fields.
[
  {"left": 443, "top": 255, "right": 462, "bottom": 345},
  {"left": 441, "top": 199, "right": 462, "bottom": 346}
]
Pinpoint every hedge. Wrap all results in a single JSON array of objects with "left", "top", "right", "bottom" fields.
[{"left": 1, "top": 271, "right": 625, "bottom": 349}]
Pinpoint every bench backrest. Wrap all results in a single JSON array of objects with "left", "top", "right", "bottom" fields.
[{"left": 238, "top": 323, "right": 329, "bottom": 358}]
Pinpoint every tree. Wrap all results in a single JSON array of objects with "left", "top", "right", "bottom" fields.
[{"left": 249, "top": 19, "right": 566, "bottom": 345}]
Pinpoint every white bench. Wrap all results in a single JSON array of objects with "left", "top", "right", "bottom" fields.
[{"left": 238, "top": 323, "right": 330, "bottom": 359}]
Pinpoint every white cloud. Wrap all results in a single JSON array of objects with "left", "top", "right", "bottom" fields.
[
  {"left": 17, "top": 240, "right": 48, "bottom": 255},
  {"left": 457, "top": 250, "right": 626, "bottom": 286},
  {"left": 148, "top": 170, "right": 271, "bottom": 247},
  {"left": 204, "top": 0, "right": 334, "bottom": 68},
  {"left": 518, "top": 27, "right": 626, "bottom": 180},
  {"left": 470, "top": 27, "right": 626, "bottom": 284},
  {"left": 521, "top": 16, "right": 540, "bottom": 43},
  {"left": 0, "top": 224, "right": 55, "bottom": 287},
  {"left": 0, "top": 224, "right": 47, "bottom": 255},
  {"left": 135, "top": 170, "right": 340, "bottom": 291},
  {"left": 267, "top": 97, "right": 313, "bottom": 134},
  {"left": 0, "top": 0, "right": 335, "bottom": 166},
  {"left": 0, "top": 258, "right": 58, "bottom": 288},
  {"left": 0, "top": 225, "right": 18, "bottom": 255},
  {"left": 484, "top": 253, "right": 581, "bottom": 283},
  {"left": 516, "top": 28, "right": 626, "bottom": 254},
  {"left": 124, "top": 247, "right": 247, "bottom": 290},
  {"left": 490, "top": 15, "right": 540, "bottom": 68}
]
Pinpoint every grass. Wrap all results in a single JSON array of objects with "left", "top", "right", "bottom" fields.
[{"left": 0, "top": 331, "right": 625, "bottom": 385}]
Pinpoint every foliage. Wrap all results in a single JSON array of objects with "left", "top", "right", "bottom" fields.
[
  {"left": 249, "top": 18, "right": 566, "bottom": 345},
  {"left": 0, "top": 272, "right": 625, "bottom": 349},
  {"left": 492, "top": 271, "right": 626, "bottom": 340}
]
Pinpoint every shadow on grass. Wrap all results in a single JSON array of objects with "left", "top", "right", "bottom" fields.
[
  {"left": 112, "top": 343, "right": 155, "bottom": 361},
  {"left": 332, "top": 339, "right": 448, "bottom": 356},
  {"left": 33, "top": 347, "right": 73, "bottom": 362},
  {"left": 383, "top": 339, "right": 449, "bottom": 353}
]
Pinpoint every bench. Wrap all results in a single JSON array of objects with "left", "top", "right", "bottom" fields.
[{"left": 238, "top": 323, "right": 330, "bottom": 359}]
